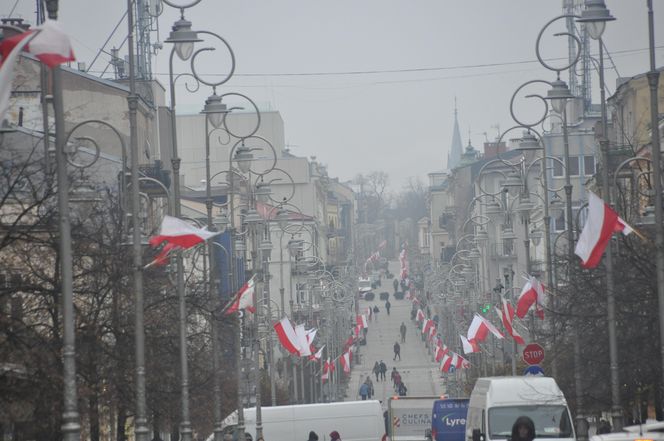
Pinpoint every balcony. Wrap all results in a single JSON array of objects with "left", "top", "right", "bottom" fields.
[{"left": 138, "top": 160, "right": 171, "bottom": 196}]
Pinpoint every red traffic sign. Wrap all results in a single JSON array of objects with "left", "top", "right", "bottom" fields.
[{"left": 522, "top": 343, "right": 545, "bottom": 365}]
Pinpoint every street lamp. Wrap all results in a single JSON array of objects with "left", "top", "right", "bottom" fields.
[
  {"left": 576, "top": 0, "right": 615, "bottom": 40},
  {"left": 164, "top": 15, "right": 202, "bottom": 61}
]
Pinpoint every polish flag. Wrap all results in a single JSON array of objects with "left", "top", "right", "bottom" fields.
[
  {"left": 1, "top": 20, "right": 75, "bottom": 122},
  {"left": 416, "top": 309, "right": 425, "bottom": 322},
  {"left": 575, "top": 191, "right": 634, "bottom": 269},
  {"left": 428, "top": 325, "right": 437, "bottom": 341},
  {"left": 295, "top": 325, "right": 312, "bottom": 357},
  {"left": 440, "top": 353, "right": 454, "bottom": 372},
  {"left": 435, "top": 344, "right": 449, "bottom": 362},
  {"left": 467, "top": 314, "right": 504, "bottom": 342},
  {"left": 224, "top": 276, "right": 256, "bottom": 315},
  {"left": 422, "top": 319, "right": 434, "bottom": 335},
  {"left": 274, "top": 317, "right": 301, "bottom": 356},
  {"left": 309, "top": 345, "right": 325, "bottom": 361},
  {"left": 460, "top": 334, "right": 481, "bottom": 354},
  {"left": 354, "top": 324, "right": 362, "bottom": 338},
  {"left": 321, "top": 358, "right": 330, "bottom": 382},
  {"left": 340, "top": 351, "right": 351, "bottom": 374},
  {"left": 306, "top": 328, "right": 318, "bottom": 346},
  {"left": 516, "top": 275, "right": 546, "bottom": 319},
  {"left": 357, "top": 315, "right": 368, "bottom": 329},
  {"left": 457, "top": 354, "right": 471, "bottom": 369},
  {"left": 497, "top": 298, "right": 525, "bottom": 345},
  {"left": 148, "top": 215, "right": 222, "bottom": 266}
]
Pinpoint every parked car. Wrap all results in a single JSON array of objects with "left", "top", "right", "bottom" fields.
[{"left": 590, "top": 433, "right": 664, "bottom": 441}]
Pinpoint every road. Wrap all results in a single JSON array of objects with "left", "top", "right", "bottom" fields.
[{"left": 343, "top": 260, "right": 444, "bottom": 404}]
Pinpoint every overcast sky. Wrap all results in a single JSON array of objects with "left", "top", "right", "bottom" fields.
[{"left": 5, "top": 1, "right": 664, "bottom": 191}]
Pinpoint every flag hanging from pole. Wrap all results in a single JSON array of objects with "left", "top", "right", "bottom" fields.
[{"left": 224, "top": 276, "right": 256, "bottom": 315}]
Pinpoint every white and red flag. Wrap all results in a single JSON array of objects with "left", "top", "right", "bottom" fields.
[
  {"left": 460, "top": 334, "right": 480, "bottom": 354},
  {"left": 295, "top": 325, "right": 312, "bottom": 357},
  {"left": 354, "top": 324, "right": 362, "bottom": 338},
  {"left": 434, "top": 344, "right": 449, "bottom": 362},
  {"left": 428, "top": 325, "right": 437, "bottom": 341},
  {"left": 416, "top": 309, "right": 425, "bottom": 322},
  {"left": 357, "top": 314, "right": 368, "bottom": 329},
  {"left": 422, "top": 319, "right": 434, "bottom": 335},
  {"left": 309, "top": 345, "right": 325, "bottom": 361},
  {"left": 340, "top": 351, "right": 351, "bottom": 374},
  {"left": 321, "top": 358, "right": 331, "bottom": 382},
  {"left": 306, "top": 328, "right": 318, "bottom": 346},
  {"left": 575, "top": 191, "right": 634, "bottom": 269},
  {"left": 497, "top": 298, "right": 525, "bottom": 345},
  {"left": 148, "top": 215, "right": 222, "bottom": 266},
  {"left": 224, "top": 276, "right": 256, "bottom": 315},
  {"left": 0, "top": 20, "right": 75, "bottom": 122},
  {"left": 467, "top": 314, "right": 504, "bottom": 342},
  {"left": 274, "top": 317, "right": 301, "bottom": 356},
  {"left": 516, "top": 275, "right": 546, "bottom": 319}
]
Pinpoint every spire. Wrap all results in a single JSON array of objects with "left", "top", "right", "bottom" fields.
[{"left": 448, "top": 98, "right": 464, "bottom": 169}]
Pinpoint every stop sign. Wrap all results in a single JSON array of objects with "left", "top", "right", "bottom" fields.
[{"left": 522, "top": 343, "right": 545, "bottom": 365}]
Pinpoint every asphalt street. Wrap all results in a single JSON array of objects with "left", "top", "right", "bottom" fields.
[{"left": 343, "top": 261, "right": 444, "bottom": 404}]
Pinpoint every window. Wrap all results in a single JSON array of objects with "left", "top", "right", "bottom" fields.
[
  {"left": 583, "top": 155, "right": 596, "bottom": 175},
  {"left": 488, "top": 406, "right": 572, "bottom": 439},
  {"left": 553, "top": 211, "right": 566, "bottom": 232},
  {"left": 552, "top": 156, "right": 580, "bottom": 177}
]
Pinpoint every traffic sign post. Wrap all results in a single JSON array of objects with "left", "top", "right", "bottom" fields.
[{"left": 522, "top": 343, "right": 545, "bottom": 365}]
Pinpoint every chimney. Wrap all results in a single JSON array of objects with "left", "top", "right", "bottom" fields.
[{"left": 483, "top": 141, "right": 506, "bottom": 159}]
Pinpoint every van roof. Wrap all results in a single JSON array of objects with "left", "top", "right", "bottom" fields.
[{"left": 472, "top": 377, "right": 567, "bottom": 407}]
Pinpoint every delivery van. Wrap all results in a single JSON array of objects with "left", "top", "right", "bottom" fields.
[
  {"left": 466, "top": 377, "right": 575, "bottom": 441},
  {"left": 219, "top": 400, "right": 384, "bottom": 441},
  {"left": 430, "top": 398, "right": 469, "bottom": 441},
  {"left": 388, "top": 396, "right": 439, "bottom": 441}
]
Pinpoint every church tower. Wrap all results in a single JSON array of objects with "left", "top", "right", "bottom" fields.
[{"left": 447, "top": 99, "right": 464, "bottom": 170}]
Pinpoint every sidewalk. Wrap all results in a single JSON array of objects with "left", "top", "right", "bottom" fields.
[{"left": 343, "top": 261, "right": 444, "bottom": 404}]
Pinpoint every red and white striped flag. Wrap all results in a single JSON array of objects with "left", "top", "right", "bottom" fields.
[
  {"left": 224, "top": 276, "right": 256, "bottom": 315},
  {"left": 422, "top": 319, "right": 434, "bottom": 335},
  {"left": 274, "top": 317, "right": 301, "bottom": 355},
  {"left": 309, "top": 345, "right": 325, "bottom": 361},
  {"left": 295, "top": 325, "right": 312, "bottom": 357},
  {"left": 321, "top": 358, "right": 330, "bottom": 382},
  {"left": 467, "top": 314, "right": 504, "bottom": 342},
  {"left": 497, "top": 297, "right": 525, "bottom": 345},
  {"left": 460, "top": 334, "right": 480, "bottom": 354},
  {"left": 0, "top": 20, "right": 75, "bottom": 122},
  {"left": 340, "top": 351, "right": 351, "bottom": 374},
  {"left": 516, "top": 275, "right": 546, "bottom": 319},
  {"left": 416, "top": 309, "right": 425, "bottom": 322},
  {"left": 357, "top": 314, "right": 368, "bottom": 329},
  {"left": 575, "top": 191, "right": 633, "bottom": 269},
  {"left": 148, "top": 215, "right": 222, "bottom": 267}
]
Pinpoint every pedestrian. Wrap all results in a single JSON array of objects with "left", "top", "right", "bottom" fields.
[
  {"left": 597, "top": 420, "right": 611, "bottom": 435},
  {"left": 400, "top": 322, "right": 407, "bottom": 343},
  {"left": 391, "top": 367, "right": 398, "bottom": 386},
  {"left": 385, "top": 299, "right": 391, "bottom": 315},
  {"left": 398, "top": 381, "right": 408, "bottom": 396},
  {"left": 373, "top": 305, "right": 380, "bottom": 321},
  {"left": 365, "top": 376, "right": 374, "bottom": 399},
  {"left": 511, "top": 416, "right": 536, "bottom": 441},
  {"left": 373, "top": 361, "right": 381, "bottom": 381},
  {"left": 307, "top": 431, "right": 319, "bottom": 441},
  {"left": 329, "top": 431, "right": 341, "bottom": 441},
  {"left": 379, "top": 360, "right": 387, "bottom": 381},
  {"left": 393, "top": 278, "right": 399, "bottom": 293},
  {"left": 393, "top": 371, "right": 402, "bottom": 390},
  {"left": 359, "top": 381, "right": 369, "bottom": 400},
  {"left": 393, "top": 341, "right": 401, "bottom": 361}
]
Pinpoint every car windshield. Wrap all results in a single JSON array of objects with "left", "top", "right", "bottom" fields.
[{"left": 488, "top": 406, "right": 573, "bottom": 439}]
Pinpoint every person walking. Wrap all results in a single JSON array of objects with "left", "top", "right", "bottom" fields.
[
  {"left": 359, "top": 381, "right": 369, "bottom": 400},
  {"left": 398, "top": 381, "right": 408, "bottom": 397},
  {"left": 365, "top": 376, "right": 374, "bottom": 399},
  {"left": 511, "top": 416, "right": 536, "bottom": 441},
  {"left": 393, "top": 341, "right": 401, "bottom": 361},
  {"left": 373, "top": 305, "right": 380, "bottom": 321},
  {"left": 373, "top": 361, "right": 380, "bottom": 382},
  {"left": 379, "top": 360, "right": 387, "bottom": 381},
  {"left": 329, "top": 431, "right": 341, "bottom": 441},
  {"left": 385, "top": 299, "right": 391, "bottom": 315},
  {"left": 400, "top": 322, "right": 407, "bottom": 343},
  {"left": 307, "top": 431, "right": 319, "bottom": 441},
  {"left": 393, "top": 278, "right": 399, "bottom": 293}
]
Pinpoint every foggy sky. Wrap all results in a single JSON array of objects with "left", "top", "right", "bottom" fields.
[{"left": 5, "top": 1, "right": 663, "bottom": 191}]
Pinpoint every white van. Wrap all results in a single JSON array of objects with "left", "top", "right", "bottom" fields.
[
  {"left": 220, "top": 400, "right": 385, "bottom": 441},
  {"left": 465, "top": 377, "right": 575, "bottom": 441}
]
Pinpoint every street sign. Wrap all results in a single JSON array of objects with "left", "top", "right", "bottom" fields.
[
  {"left": 522, "top": 343, "right": 545, "bottom": 365},
  {"left": 523, "top": 365, "right": 545, "bottom": 376}
]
